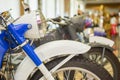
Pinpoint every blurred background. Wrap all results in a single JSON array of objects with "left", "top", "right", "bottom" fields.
[
  {"left": 0, "top": 0, "right": 120, "bottom": 58},
  {"left": 0, "top": 0, "right": 120, "bottom": 19}
]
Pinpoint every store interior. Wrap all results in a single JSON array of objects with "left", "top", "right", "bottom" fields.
[{"left": 0, "top": 0, "right": 120, "bottom": 80}]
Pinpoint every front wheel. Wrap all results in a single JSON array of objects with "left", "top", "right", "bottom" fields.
[{"left": 28, "top": 55, "right": 113, "bottom": 80}]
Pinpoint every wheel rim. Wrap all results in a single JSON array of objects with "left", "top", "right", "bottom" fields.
[
  {"left": 39, "top": 67, "right": 101, "bottom": 80},
  {"left": 54, "top": 67, "right": 100, "bottom": 80}
]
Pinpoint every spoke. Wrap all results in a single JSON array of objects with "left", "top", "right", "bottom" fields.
[
  {"left": 64, "top": 70, "right": 71, "bottom": 80},
  {"left": 89, "top": 54, "right": 98, "bottom": 61},
  {"left": 80, "top": 71, "right": 87, "bottom": 80}
]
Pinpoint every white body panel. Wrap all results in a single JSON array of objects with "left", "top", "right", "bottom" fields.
[
  {"left": 14, "top": 40, "right": 90, "bottom": 80},
  {"left": 89, "top": 36, "right": 114, "bottom": 47},
  {"left": 14, "top": 11, "right": 41, "bottom": 39}
]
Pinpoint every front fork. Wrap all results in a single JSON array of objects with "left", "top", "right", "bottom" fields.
[
  {"left": 8, "top": 24, "right": 55, "bottom": 80},
  {"left": 20, "top": 41, "right": 55, "bottom": 80}
]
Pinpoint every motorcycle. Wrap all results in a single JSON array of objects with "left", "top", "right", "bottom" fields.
[
  {"left": 36, "top": 16, "right": 120, "bottom": 80},
  {"left": 0, "top": 10, "right": 113, "bottom": 80}
]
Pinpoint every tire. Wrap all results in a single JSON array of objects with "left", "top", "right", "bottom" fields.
[
  {"left": 28, "top": 55, "right": 113, "bottom": 80},
  {"left": 84, "top": 47, "right": 120, "bottom": 80}
]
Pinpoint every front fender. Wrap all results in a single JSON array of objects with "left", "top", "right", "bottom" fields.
[{"left": 14, "top": 40, "right": 90, "bottom": 80}]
